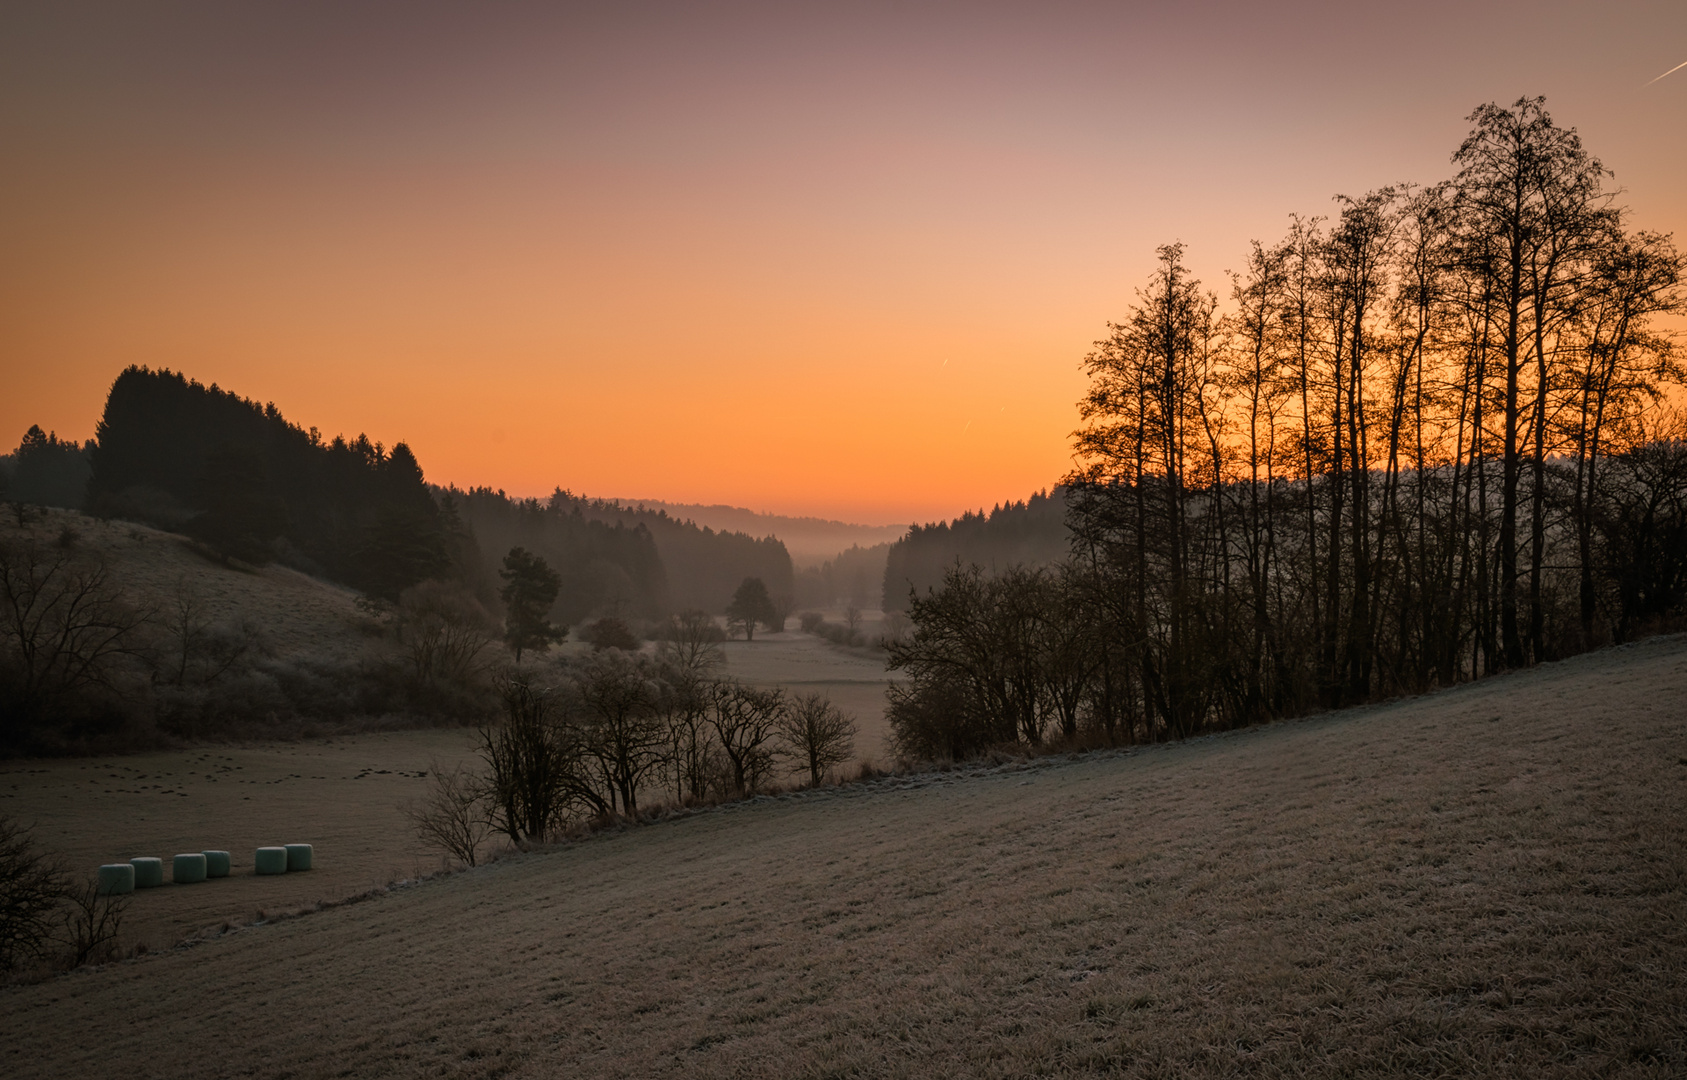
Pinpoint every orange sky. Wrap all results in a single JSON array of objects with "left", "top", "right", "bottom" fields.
[{"left": 3, "top": 2, "right": 1684, "bottom": 525}]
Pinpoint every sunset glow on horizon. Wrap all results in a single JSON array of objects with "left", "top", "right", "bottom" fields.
[{"left": 4, "top": 1, "right": 1684, "bottom": 525}]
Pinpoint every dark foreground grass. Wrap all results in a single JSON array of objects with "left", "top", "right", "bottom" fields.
[{"left": 3, "top": 636, "right": 1684, "bottom": 1078}]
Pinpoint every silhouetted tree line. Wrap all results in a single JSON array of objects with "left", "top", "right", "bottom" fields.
[
  {"left": 407, "top": 644, "right": 857, "bottom": 861},
  {"left": 890, "top": 98, "right": 1685, "bottom": 761},
  {"left": 561, "top": 492, "right": 795, "bottom": 614},
  {"left": 86, "top": 367, "right": 451, "bottom": 598},
  {"left": 0, "top": 427, "right": 92, "bottom": 511},
  {"left": 452, "top": 488, "right": 667, "bottom": 627},
  {"left": 882, "top": 490, "right": 1068, "bottom": 612}
]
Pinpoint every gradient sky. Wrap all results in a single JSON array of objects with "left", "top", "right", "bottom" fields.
[{"left": 3, "top": 1, "right": 1683, "bottom": 525}]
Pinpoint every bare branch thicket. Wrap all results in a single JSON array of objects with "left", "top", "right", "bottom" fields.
[
  {"left": 655, "top": 609, "right": 725, "bottom": 678},
  {"left": 478, "top": 676, "right": 592, "bottom": 844},
  {"left": 775, "top": 692, "right": 857, "bottom": 787},
  {"left": 405, "top": 759, "right": 493, "bottom": 867},
  {"left": 571, "top": 651, "right": 668, "bottom": 815},
  {"left": 0, "top": 539, "right": 150, "bottom": 739},
  {"left": 887, "top": 101, "right": 1686, "bottom": 763},
  {"left": 0, "top": 817, "right": 71, "bottom": 974},
  {"left": 397, "top": 580, "right": 496, "bottom": 687},
  {"left": 57, "top": 877, "right": 127, "bottom": 969}
]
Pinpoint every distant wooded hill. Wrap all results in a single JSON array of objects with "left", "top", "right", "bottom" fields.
[
  {"left": 610, "top": 499, "right": 906, "bottom": 567},
  {"left": 882, "top": 490, "right": 1069, "bottom": 611},
  {"left": 34, "top": 366, "right": 794, "bottom": 623},
  {"left": 454, "top": 489, "right": 793, "bottom": 621}
]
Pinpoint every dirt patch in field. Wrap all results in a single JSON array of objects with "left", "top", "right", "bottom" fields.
[{"left": 3, "top": 637, "right": 1685, "bottom": 1078}]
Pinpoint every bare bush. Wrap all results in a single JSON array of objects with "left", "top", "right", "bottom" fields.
[
  {"left": 406, "top": 760, "right": 493, "bottom": 867},
  {"left": 776, "top": 692, "right": 857, "bottom": 786},
  {"left": 655, "top": 609, "right": 725, "bottom": 676},
  {"left": 398, "top": 580, "right": 496, "bottom": 687},
  {"left": 58, "top": 877, "right": 126, "bottom": 968},
  {"left": 0, "top": 817, "right": 69, "bottom": 974}
]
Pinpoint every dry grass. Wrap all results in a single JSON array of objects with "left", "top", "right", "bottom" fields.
[
  {"left": 3, "top": 637, "right": 1684, "bottom": 1078},
  {"left": 5, "top": 506, "right": 375, "bottom": 665},
  {"left": 716, "top": 611, "right": 903, "bottom": 759},
  {"left": 0, "top": 729, "right": 479, "bottom": 948}
]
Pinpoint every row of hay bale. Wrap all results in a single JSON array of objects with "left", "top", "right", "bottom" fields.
[{"left": 96, "top": 844, "right": 313, "bottom": 895}]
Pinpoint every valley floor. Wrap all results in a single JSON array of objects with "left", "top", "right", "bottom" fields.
[{"left": 4, "top": 637, "right": 1685, "bottom": 1078}]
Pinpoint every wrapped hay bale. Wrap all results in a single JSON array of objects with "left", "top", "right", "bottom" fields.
[
  {"left": 97, "top": 863, "right": 136, "bottom": 896},
  {"left": 130, "top": 857, "right": 164, "bottom": 888},
  {"left": 172, "top": 853, "right": 208, "bottom": 884},
  {"left": 254, "top": 846, "right": 288, "bottom": 875},
  {"left": 284, "top": 843, "right": 313, "bottom": 872},
  {"left": 202, "top": 850, "right": 231, "bottom": 878}
]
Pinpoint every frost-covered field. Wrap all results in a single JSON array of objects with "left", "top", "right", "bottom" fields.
[{"left": 4, "top": 636, "right": 1685, "bottom": 1078}]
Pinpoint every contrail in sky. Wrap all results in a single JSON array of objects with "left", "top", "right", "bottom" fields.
[{"left": 1646, "top": 58, "right": 1687, "bottom": 85}]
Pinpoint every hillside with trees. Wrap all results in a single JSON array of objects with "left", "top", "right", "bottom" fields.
[
  {"left": 85, "top": 367, "right": 452, "bottom": 600},
  {"left": 888, "top": 97, "right": 1686, "bottom": 762},
  {"left": 881, "top": 490, "right": 1068, "bottom": 612}
]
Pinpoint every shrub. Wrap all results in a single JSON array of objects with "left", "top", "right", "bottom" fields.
[
  {"left": 583, "top": 616, "right": 641, "bottom": 652},
  {"left": 0, "top": 817, "right": 69, "bottom": 974},
  {"left": 405, "top": 760, "right": 491, "bottom": 867}
]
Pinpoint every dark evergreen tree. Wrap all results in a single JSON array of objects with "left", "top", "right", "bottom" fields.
[
  {"left": 500, "top": 547, "right": 565, "bottom": 662},
  {"left": 86, "top": 367, "right": 450, "bottom": 592},
  {"left": 5, "top": 426, "right": 91, "bottom": 509}
]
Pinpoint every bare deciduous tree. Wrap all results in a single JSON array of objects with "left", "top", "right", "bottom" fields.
[
  {"left": 405, "top": 759, "right": 492, "bottom": 867},
  {"left": 479, "top": 676, "right": 591, "bottom": 843},
  {"left": 707, "top": 681, "right": 785, "bottom": 794},
  {"left": 0, "top": 539, "right": 150, "bottom": 742},
  {"left": 0, "top": 816, "right": 70, "bottom": 974},
  {"left": 656, "top": 609, "right": 725, "bottom": 677},
  {"left": 776, "top": 692, "right": 857, "bottom": 786}
]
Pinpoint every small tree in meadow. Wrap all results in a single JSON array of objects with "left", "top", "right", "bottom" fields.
[
  {"left": 725, "top": 577, "right": 775, "bottom": 641},
  {"left": 776, "top": 692, "right": 857, "bottom": 786}
]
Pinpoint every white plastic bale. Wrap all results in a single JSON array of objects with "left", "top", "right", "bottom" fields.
[
  {"left": 130, "top": 857, "right": 164, "bottom": 888},
  {"left": 97, "top": 863, "right": 135, "bottom": 895},
  {"left": 284, "top": 843, "right": 313, "bottom": 872},
  {"left": 254, "top": 846, "right": 288, "bottom": 875},
  {"left": 172, "top": 853, "right": 208, "bottom": 884},
  {"left": 202, "top": 850, "right": 231, "bottom": 878}
]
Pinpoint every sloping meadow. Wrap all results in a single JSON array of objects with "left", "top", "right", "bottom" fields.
[{"left": 4, "top": 636, "right": 1684, "bottom": 1078}]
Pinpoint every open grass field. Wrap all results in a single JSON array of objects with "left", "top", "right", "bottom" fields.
[
  {"left": 0, "top": 729, "right": 479, "bottom": 948},
  {"left": 716, "top": 612, "right": 902, "bottom": 760},
  {"left": 4, "top": 635, "right": 1683, "bottom": 1077}
]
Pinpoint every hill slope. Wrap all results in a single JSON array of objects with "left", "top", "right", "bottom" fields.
[
  {"left": 9, "top": 507, "right": 373, "bottom": 665},
  {"left": 4, "top": 637, "right": 1685, "bottom": 1078}
]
